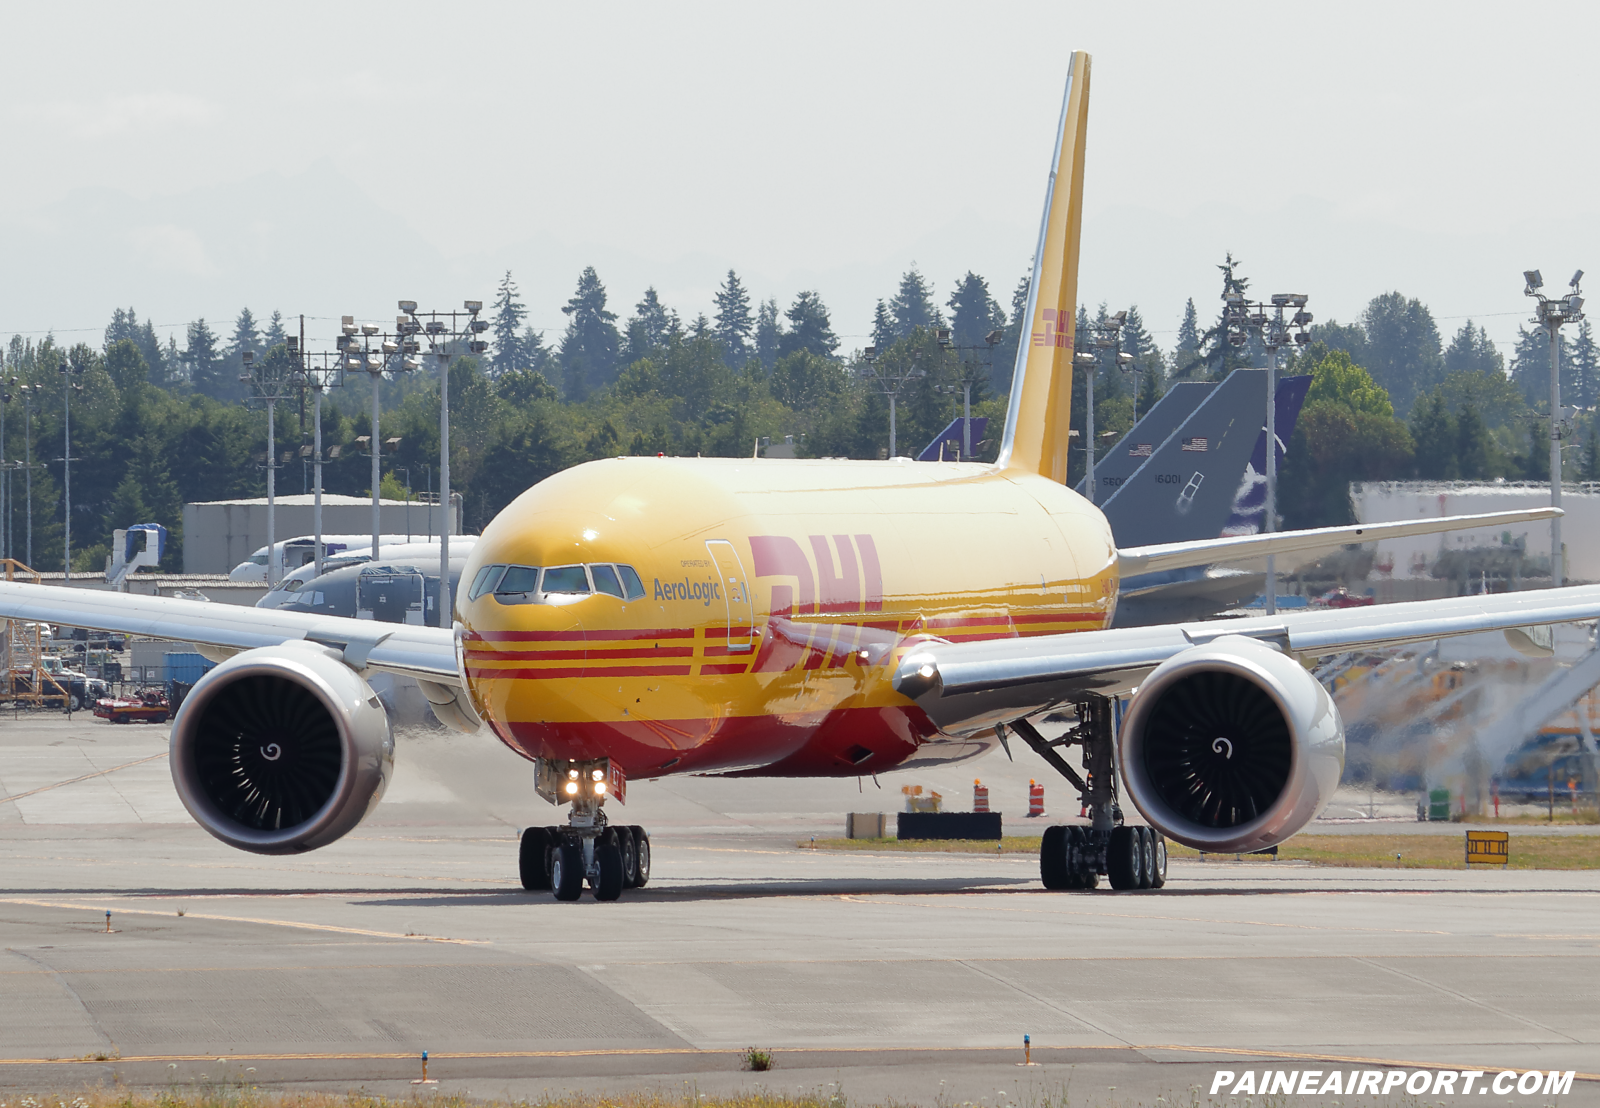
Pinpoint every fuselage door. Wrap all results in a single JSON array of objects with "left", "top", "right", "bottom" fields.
[{"left": 705, "top": 540, "right": 755, "bottom": 654}]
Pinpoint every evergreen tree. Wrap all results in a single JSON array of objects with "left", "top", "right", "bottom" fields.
[
  {"left": 755, "top": 298, "right": 782, "bottom": 371},
  {"left": 519, "top": 327, "right": 554, "bottom": 376},
  {"left": 947, "top": 272, "right": 1006, "bottom": 352},
  {"left": 712, "top": 269, "right": 754, "bottom": 365},
  {"left": 1455, "top": 403, "right": 1493, "bottom": 480},
  {"left": 1310, "top": 320, "right": 1371, "bottom": 367},
  {"left": 1196, "top": 252, "right": 1252, "bottom": 380},
  {"left": 262, "top": 311, "right": 289, "bottom": 351},
  {"left": 1583, "top": 424, "right": 1600, "bottom": 482},
  {"left": 870, "top": 300, "right": 896, "bottom": 352},
  {"left": 1569, "top": 320, "right": 1599, "bottom": 409},
  {"left": 989, "top": 273, "right": 1031, "bottom": 395},
  {"left": 1509, "top": 323, "right": 1575, "bottom": 410},
  {"left": 558, "top": 266, "right": 620, "bottom": 398},
  {"left": 1173, "top": 298, "right": 1201, "bottom": 371},
  {"left": 490, "top": 270, "right": 529, "bottom": 376},
  {"left": 778, "top": 291, "right": 838, "bottom": 358},
  {"left": 889, "top": 268, "right": 939, "bottom": 338},
  {"left": 1358, "top": 291, "right": 1443, "bottom": 415},
  {"left": 229, "top": 308, "right": 262, "bottom": 360},
  {"left": 104, "top": 339, "right": 149, "bottom": 394},
  {"left": 1409, "top": 390, "right": 1457, "bottom": 479},
  {"left": 185, "top": 319, "right": 227, "bottom": 398},
  {"left": 162, "top": 335, "right": 181, "bottom": 386},
  {"left": 104, "top": 307, "right": 165, "bottom": 386},
  {"left": 1443, "top": 320, "right": 1504, "bottom": 377},
  {"left": 621, "top": 287, "right": 681, "bottom": 362}
]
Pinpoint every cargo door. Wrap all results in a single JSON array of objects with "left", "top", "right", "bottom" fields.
[{"left": 705, "top": 540, "right": 755, "bottom": 654}]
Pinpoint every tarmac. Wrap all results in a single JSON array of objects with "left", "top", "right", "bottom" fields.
[{"left": 2, "top": 711, "right": 1599, "bottom": 1105}]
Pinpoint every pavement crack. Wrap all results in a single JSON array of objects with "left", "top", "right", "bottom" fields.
[
  {"left": 6, "top": 947, "right": 116, "bottom": 1053},
  {"left": 1355, "top": 956, "right": 1579, "bottom": 1042}
]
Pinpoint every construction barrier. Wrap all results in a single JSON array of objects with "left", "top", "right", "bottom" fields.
[
  {"left": 973, "top": 779, "right": 989, "bottom": 813},
  {"left": 1027, "top": 779, "right": 1045, "bottom": 817}
]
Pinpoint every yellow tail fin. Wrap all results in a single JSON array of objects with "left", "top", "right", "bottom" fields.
[{"left": 996, "top": 52, "right": 1091, "bottom": 483}]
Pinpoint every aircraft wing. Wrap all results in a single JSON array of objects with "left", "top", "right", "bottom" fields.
[
  {"left": 1116, "top": 507, "right": 1560, "bottom": 576},
  {"left": 893, "top": 579, "right": 1600, "bottom": 735},
  {"left": 0, "top": 582, "right": 461, "bottom": 686}
]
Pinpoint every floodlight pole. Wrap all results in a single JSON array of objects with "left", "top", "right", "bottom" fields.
[
  {"left": 1074, "top": 314, "right": 1128, "bottom": 505},
  {"left": 1224, "top": 292, "right": 1313, "bottom": 616},
  {"left": 1526, "top": 268, "right": 1585, "bottom": 587}
]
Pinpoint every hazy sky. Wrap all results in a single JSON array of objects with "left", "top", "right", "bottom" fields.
[{"left": 3, "top": 2, "right": 1596, "bottom": 362}]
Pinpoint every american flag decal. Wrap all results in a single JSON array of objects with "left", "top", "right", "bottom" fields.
[
  {"left": 1129, "top": 443, "right": 1152, "bottom": 457},
  {"left": 1181, "top": 437, "right": 1208, "bottom": 452}
]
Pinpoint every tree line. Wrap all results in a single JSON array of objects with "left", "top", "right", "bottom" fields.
[{"left": 0, "top": 255, "right": 1582, "bottom": 572}]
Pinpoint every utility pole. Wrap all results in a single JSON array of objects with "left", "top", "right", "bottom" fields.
[
  {"left": 1072, "top": 312, "right": 1131, "bottom": 504},
  {"left": 398, "top": 300, "right": 486, "bottom": 627},
  {"left": 1222, "top": 291, "right": 1313, "bottom": 614},
  {"left": 937, "top": 329, "right": 1002, "bottom": 460},
  {"left": 58, "top": 355, "right": 81, "bottom": 582},
  {"left": 1525, "top": 268, "right": 1585, "bottom": 586},
  {"left": 856, "top": 341, "right": 931, "bottom": 460},
  {"left": 288, "top": 333, "right": 345, "bottom": 581}
]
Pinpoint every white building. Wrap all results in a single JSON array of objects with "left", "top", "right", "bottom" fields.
[
  {"left": 182, "top": 494, "right": 463, "bottom": 574},
  {"left": 1351, "top": 481, "right": 1595, "bottom": 585}
]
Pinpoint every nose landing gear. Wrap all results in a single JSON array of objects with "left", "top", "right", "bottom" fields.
[{"left": 522, "top": 758, "right": 651, "bottom": 901}]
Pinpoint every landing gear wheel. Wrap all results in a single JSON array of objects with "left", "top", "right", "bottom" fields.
[
  {"left": 1107, "top": 825, "right": 1145, "bottom": 890},
  {"left": 616, "top": 826, "right": 639, "bottom": 888},
  {"left": 1135, "top": 827, "right": 1155, "bottom": 889},
  {"left": 551, "top": 841, "right": 584, "bottom": 901},
  {"left": 519, "top": 826, "right": 552, "bottom": 890},
  {"left": 1040, "top": 825, "right": 1070, "bottom": 889},
  {"left": 1063, "top": 827, "right": 1085, "bottom": 889},
  {"left": 594, "top": 836, "right": 624, "bottom": 901},
  {"left": 630, "top": 826, "right": 650, "bottom": 888},
  {"left": 1149, "top": 832, "right": 1168, "bottom": 889}
]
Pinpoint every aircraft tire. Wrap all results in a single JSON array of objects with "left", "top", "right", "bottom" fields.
[
  {"left": 630, "top": 826, "right": 651, "bottom": 888},
  {"left": 519, "top": 826, "right": 552, "bottom": 890},
  {"left": 1107, "top": 826, "right": 1143, "bottom": 890},
  {"left": 1149, "top": 832, "right": 1168, "bottom": 889},
  {"left": 616, "top": 827, "right": 639, "bottom": 888},
  {"left": 1064, "top": 826, "right": 1085, "bottom": 889},
  {"left": 1040, "top": 825, "right": 1071, "bottom": 889},
  {"left": 1138, "top": 828, "right": 1159, "bottom": 889},
  {"left": 551, "top": 841, "right": 584, "bottom": 901},
  {"left": 594, "top": 838, "right": 624, "bottom": 901}
]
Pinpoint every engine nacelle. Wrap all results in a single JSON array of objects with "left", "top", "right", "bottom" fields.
[
  {"left": 169, "top": 642, "right": 394, "bottom": 854},
  {"left": 1118, "top": 635, "right": 1343, "bottom": 854}
]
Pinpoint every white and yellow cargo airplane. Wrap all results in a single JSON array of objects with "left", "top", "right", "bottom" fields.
[{"left": 0, "top": 52, "right": 1586, "bottom": 900}]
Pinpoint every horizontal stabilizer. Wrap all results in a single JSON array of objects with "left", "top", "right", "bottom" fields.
[{"left": 1117, "top": 508, "right": 1562, "bottom": 577}]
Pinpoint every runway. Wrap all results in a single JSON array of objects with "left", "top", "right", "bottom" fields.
[{"left": 2, "top": 714, "right": 1598, "bottom": 1104}]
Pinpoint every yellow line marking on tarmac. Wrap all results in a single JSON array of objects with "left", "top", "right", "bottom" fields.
[
  {"left": 0, "top": 1045, "right": 1592, "bottom": 1081},
  {"left": 0, "top": 752, "right": 169, "bottom": 805},
  {"left": 0, "top": 898, "right": 488, "bottom": 945}
]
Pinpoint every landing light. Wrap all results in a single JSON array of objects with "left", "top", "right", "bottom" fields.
[
  {"left": 565, "top": 781, "right": 579, "bottom": 796},
  {"left": 595, "top": 782, "right": 607, "bottom": 795},
  {"left": 591, "top": 769, "right": 604, "bottom": 781}
]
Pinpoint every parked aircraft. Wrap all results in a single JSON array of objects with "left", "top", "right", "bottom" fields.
[{"left": 0, "top": 53, "right": 1582, "bottom": 903}]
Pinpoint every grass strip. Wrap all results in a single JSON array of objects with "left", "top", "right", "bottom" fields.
[{"left": 805, "top": 833, "right": 1600, "bottom": 869}]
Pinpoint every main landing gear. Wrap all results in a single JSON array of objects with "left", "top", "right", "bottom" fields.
[
  {"left": 519, "top": 758, "right": 651, "bottom": 902},
  {"left": 1001, "top": 693, "right": 1167, "bottom": 892}
]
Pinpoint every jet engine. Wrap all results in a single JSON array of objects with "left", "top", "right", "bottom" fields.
[
  {"left": 1118, "top": 635, "right": 1343, "bottom": 854},
  {"left": 169, "top": 642, "right": 394, "bottom": 854}
]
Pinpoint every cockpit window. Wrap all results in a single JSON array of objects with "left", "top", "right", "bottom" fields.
[
  {"left": 616, "top": 564, "right": 646, "bottom": 601},
  {"left": 469, "top": 563, "right": 508, "bottom": 600},
  {"left": 591, "top": 564, "right": 624, "bottom": 598},
  {"left": 497, "top": 565, "right": 541, "bottom": 595},
  {"left": 541, "top": 565, "right": 590, "bottom": 594},
  {"left": 480, "top": 561, "right": 646, "bottom": 604}
]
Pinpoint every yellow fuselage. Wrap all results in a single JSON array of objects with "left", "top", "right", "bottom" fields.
[{"left": 458, "top": 456, "right": 1116, "bottom": 780}]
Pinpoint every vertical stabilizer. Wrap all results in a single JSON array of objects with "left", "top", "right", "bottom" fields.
[{"left": 997, "top": 52, "right": 1091, "bottom": 482}]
